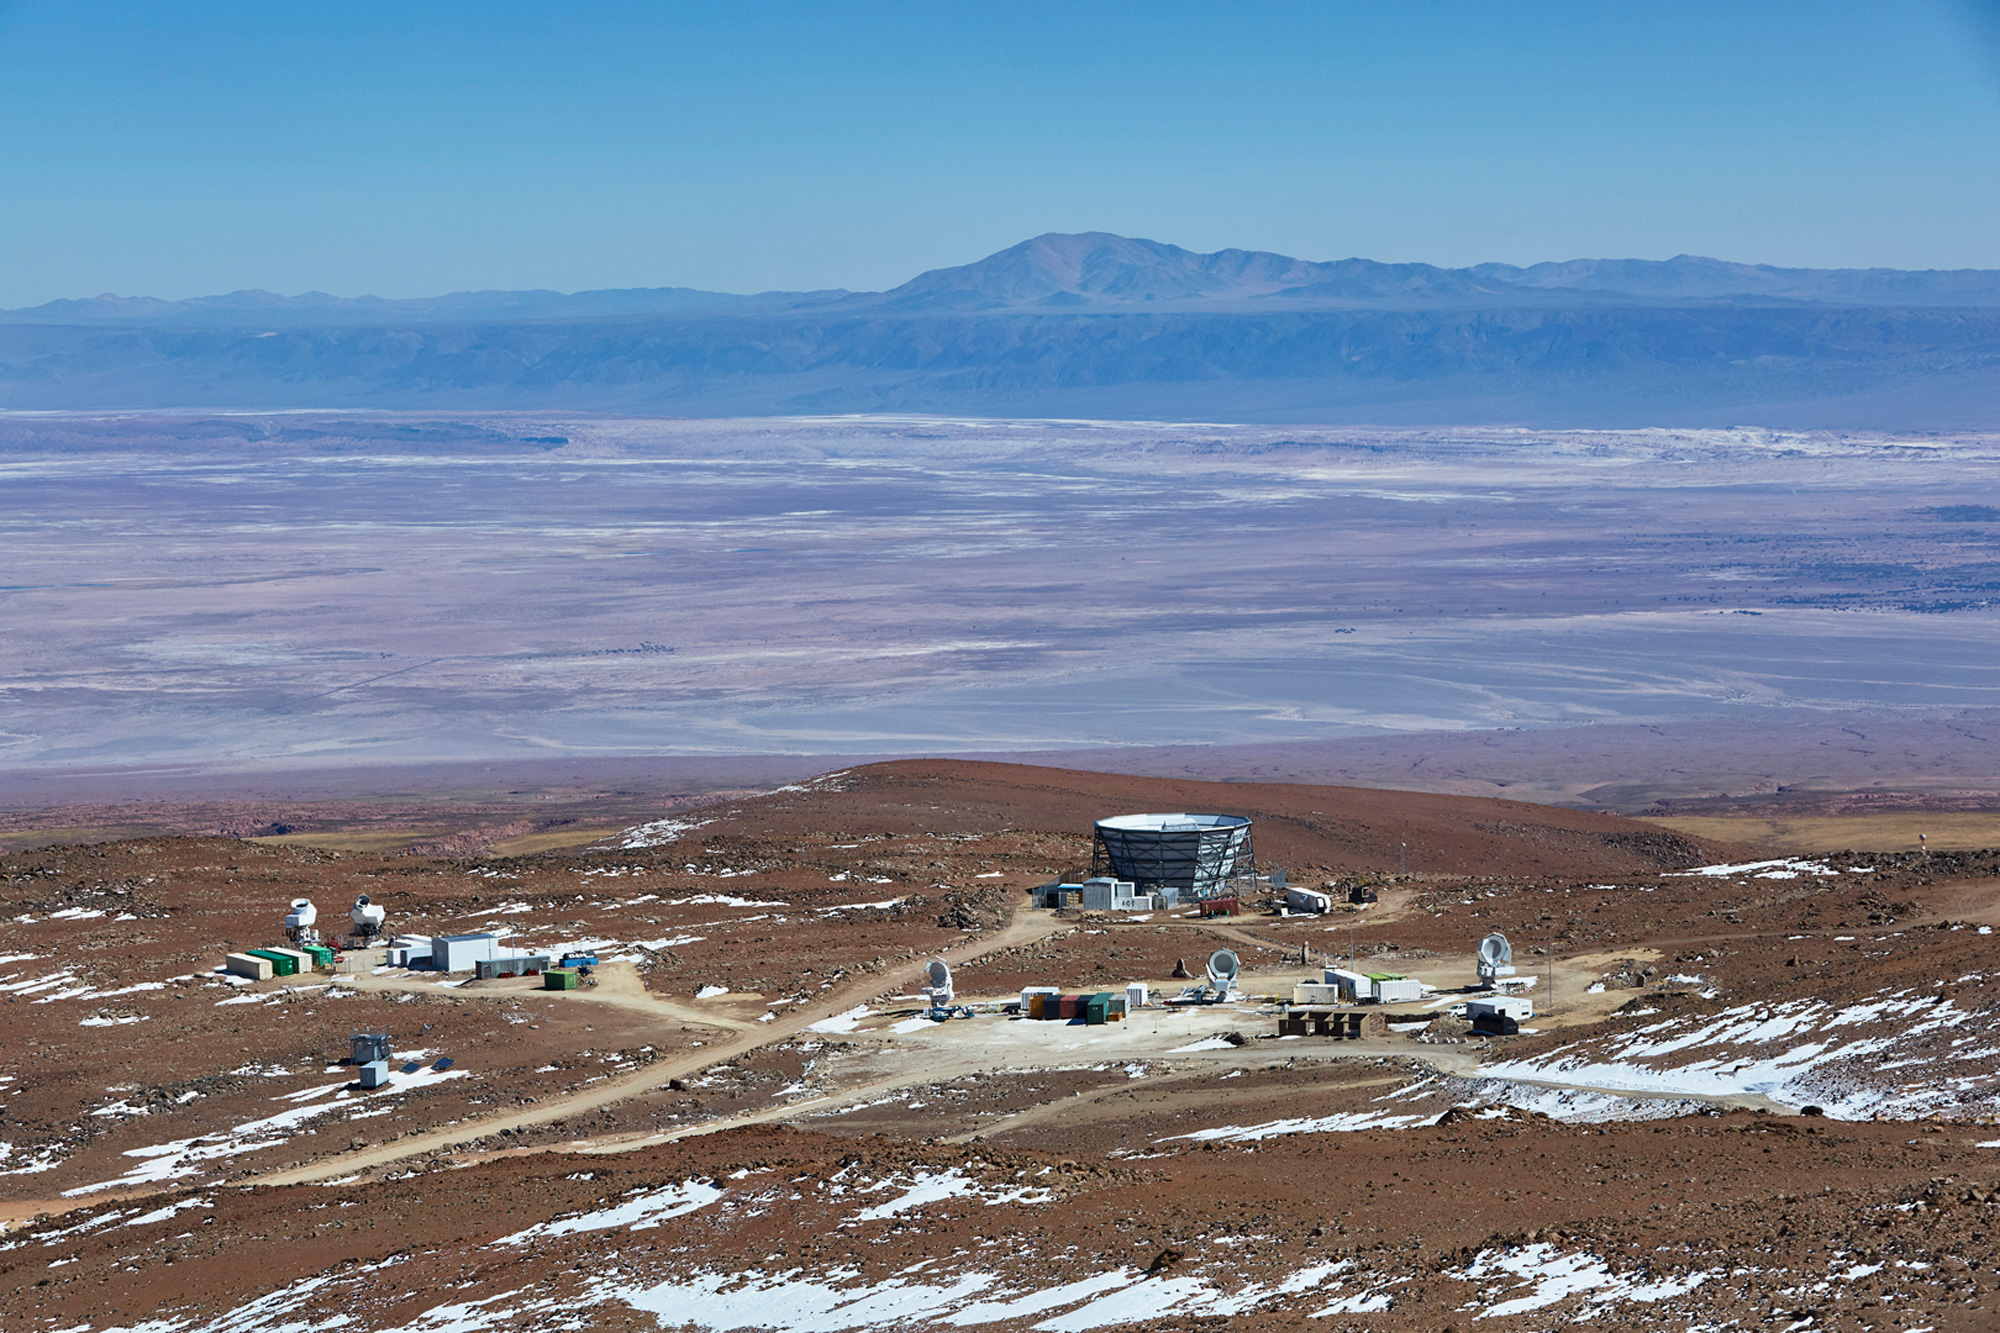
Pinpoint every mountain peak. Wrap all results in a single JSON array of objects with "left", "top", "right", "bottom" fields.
[{"left": 879, "top": 232, "right": 1345, "bottom": 310}]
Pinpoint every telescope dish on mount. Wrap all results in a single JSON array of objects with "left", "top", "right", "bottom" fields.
[
  {"left": 1206, "top": 948, "right": 1240, "bottom": 991},
  {"left": 350, "top": 894, "right": 387, "bottom": 940},
  {"left": 921, "top": 958, "right": 955, "bottom": 1008},
  {"left": 1476, "top": 931, "right": 1516, "bottom": 985},
  {"left": 284, "top": 898, "right": 319, "bottom": 943}
]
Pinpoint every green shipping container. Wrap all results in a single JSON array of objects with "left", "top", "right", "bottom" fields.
[
  {"left": 304, "top": 944, "right": 335, "bottom": 969},
  {"left": 544, "top": 968, "right": 580, "bottom": 991},
  {"left": 247, "top": 948, "right": 298, "bottom": 977},
  {"left": 1083, "top": 993, "right": 1112, "bottom": 1025}
]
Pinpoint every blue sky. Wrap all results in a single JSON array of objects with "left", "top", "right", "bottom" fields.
[{"left": 1, "top": 1, "right": 1996, "bottom": 304}]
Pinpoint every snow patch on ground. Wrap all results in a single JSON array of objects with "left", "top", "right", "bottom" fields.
[
  {"left": 631, "top": 934, "right": 705, "bottom": 952},
  {"left": 808, "top": 1005, "right": 873, "bottom": 1034},
  {"left": 670, "top": 893, "right": 790, "bottom": 908},
  {"left": 848, "top": 1167, "right": 1052, "bottom": 1221},
  {"left": 122, "top": 1196, "right": 213, "bottom": 1227},
  {"left": 1479, "top": 985, "right": 1993, "bottom": 1119},
  {"left": 497, "top": 1179, "right": 723, "bottom": 1242},
  {"left": 613, "top": 816, "right": 716, "bottom": 849},
  {"left": 1167, "top": 1036, "right": 1240, "bottom": 1054},
  {"left": 61, "top": 1062, "right": 470, "bottom": 1196},
  {"left": 1671, "top": 857, "right": 1843, "bottom": 879},
  {"left": 1162, "top": 1074, "right": 1714, "bottom": 1144},
  {"left": 1455, "top": 1242, "right": 1716, "bottom": 1318},
  {"left": 78, "top": 1167, "right": 1374, "bottom": 1333}
]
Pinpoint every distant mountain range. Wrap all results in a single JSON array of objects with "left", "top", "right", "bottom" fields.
[
  {"left": 3, "top": 232, "right": 1997, "bottom": 426},
  {"left": 13, "top": 232, "right": 2000, "bottom": 323}
]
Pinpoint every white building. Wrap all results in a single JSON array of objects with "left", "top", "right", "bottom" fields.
[{"left": 433, "top": 933, "right": 503, "bottom": 972}]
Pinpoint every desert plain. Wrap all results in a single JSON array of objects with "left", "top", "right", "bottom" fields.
[{"left": 0, "top": 757, "right": 1996, "bottom": 1331}]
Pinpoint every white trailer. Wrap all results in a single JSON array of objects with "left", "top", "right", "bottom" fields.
[
  {"left": 1284, "top": 886, "right": 1334, "bottom": 915},
  {"left": 1466, "top": 995, "right": 1534, "bottom": 1022},
  {"left": 1373, "top": 978, "right": 1423, "bottom": 1004}
]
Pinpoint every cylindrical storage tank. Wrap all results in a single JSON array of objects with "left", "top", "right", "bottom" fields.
[{"left": 1093, "top": 814, "right": 1252, "bottom": 897}]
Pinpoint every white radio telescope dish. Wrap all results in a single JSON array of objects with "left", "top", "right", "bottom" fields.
[
  {"left": 284, "top": 897, "right": 319, "bottom": 943},
  {"left": 350, "top": 894, "right": 387, "bottom": 938},
  {"left": 1476, "top": 931, "right": 1516, "bottom": 985},
  {"left": 921, "top": 958, "right": 954, "bottom": 1008},
  {"left": 1206, "top": 948, "right": 1240, "bottom": 989}
]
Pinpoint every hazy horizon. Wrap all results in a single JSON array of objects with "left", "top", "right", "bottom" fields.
[
  {"left": 16, "top": 235, "right": 2000, "bottom": 311},
  {"left": 2, "top": 3, "right": 1997, "bottom": 306}
]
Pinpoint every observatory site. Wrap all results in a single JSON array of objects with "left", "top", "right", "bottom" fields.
[{"left": 6, "top": 6, "right": 2000, "bottom": 1333}]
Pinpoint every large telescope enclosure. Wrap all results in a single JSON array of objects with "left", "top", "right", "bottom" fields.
[{"left": 1090, "top": 813, "right": 1254, "bottom": 900}]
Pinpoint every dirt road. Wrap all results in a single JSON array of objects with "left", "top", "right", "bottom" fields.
[{"left": 254, "top": 910, "right": 1065, "bottom": 1186}]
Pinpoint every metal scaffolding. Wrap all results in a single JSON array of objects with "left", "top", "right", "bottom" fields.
[{"left": 1089, "top": 813, "right": 1255, "bottom": 901}]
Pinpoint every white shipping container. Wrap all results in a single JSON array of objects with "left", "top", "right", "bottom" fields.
[
  {"left": 1020, "top": 985, "right": 1061, "bottom": 1013},
  {"left": 266, "top": 946, "right": 317, "bottom": 974},
  {"left": 1292, "top": 982, "right": 1342, "bottom": 1005},
  {"left": 1328, "top": 968, "right": 1372, "bottom": 1001},
  {"left": 1374, "top": 978, "right": 1423, "bottom": 1004},
  {"left": 1125, "top": 982, "right": 1149, "bottom": 1011},
  {"left": 223, "top": 952, "right": 273, "bottom": 982}
]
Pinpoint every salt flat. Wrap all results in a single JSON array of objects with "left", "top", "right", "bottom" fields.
[{"left": 2, "top": 414, "right": 1995, "bottom": 772}]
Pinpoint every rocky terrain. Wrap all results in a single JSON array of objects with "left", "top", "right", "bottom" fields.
[{"left": 3, "top": 759, "right": 1998, "bottom": 1330}]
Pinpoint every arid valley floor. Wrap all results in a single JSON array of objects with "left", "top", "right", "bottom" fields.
[{"left": 4, "top": 759, "right": 1999, "bottom": 1331}]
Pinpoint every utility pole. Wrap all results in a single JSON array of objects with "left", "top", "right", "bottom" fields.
[
  {"left": 1547, "top": 918, "right": 1556, "bottom": 1017},
  {"left": 1399, "top": 842, "right": 1406, "bottom": 876}
]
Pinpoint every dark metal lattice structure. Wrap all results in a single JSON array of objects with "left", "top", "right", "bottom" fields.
[{"left": 1090, "top": 813, "right": 1254, "bottom": 900}]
